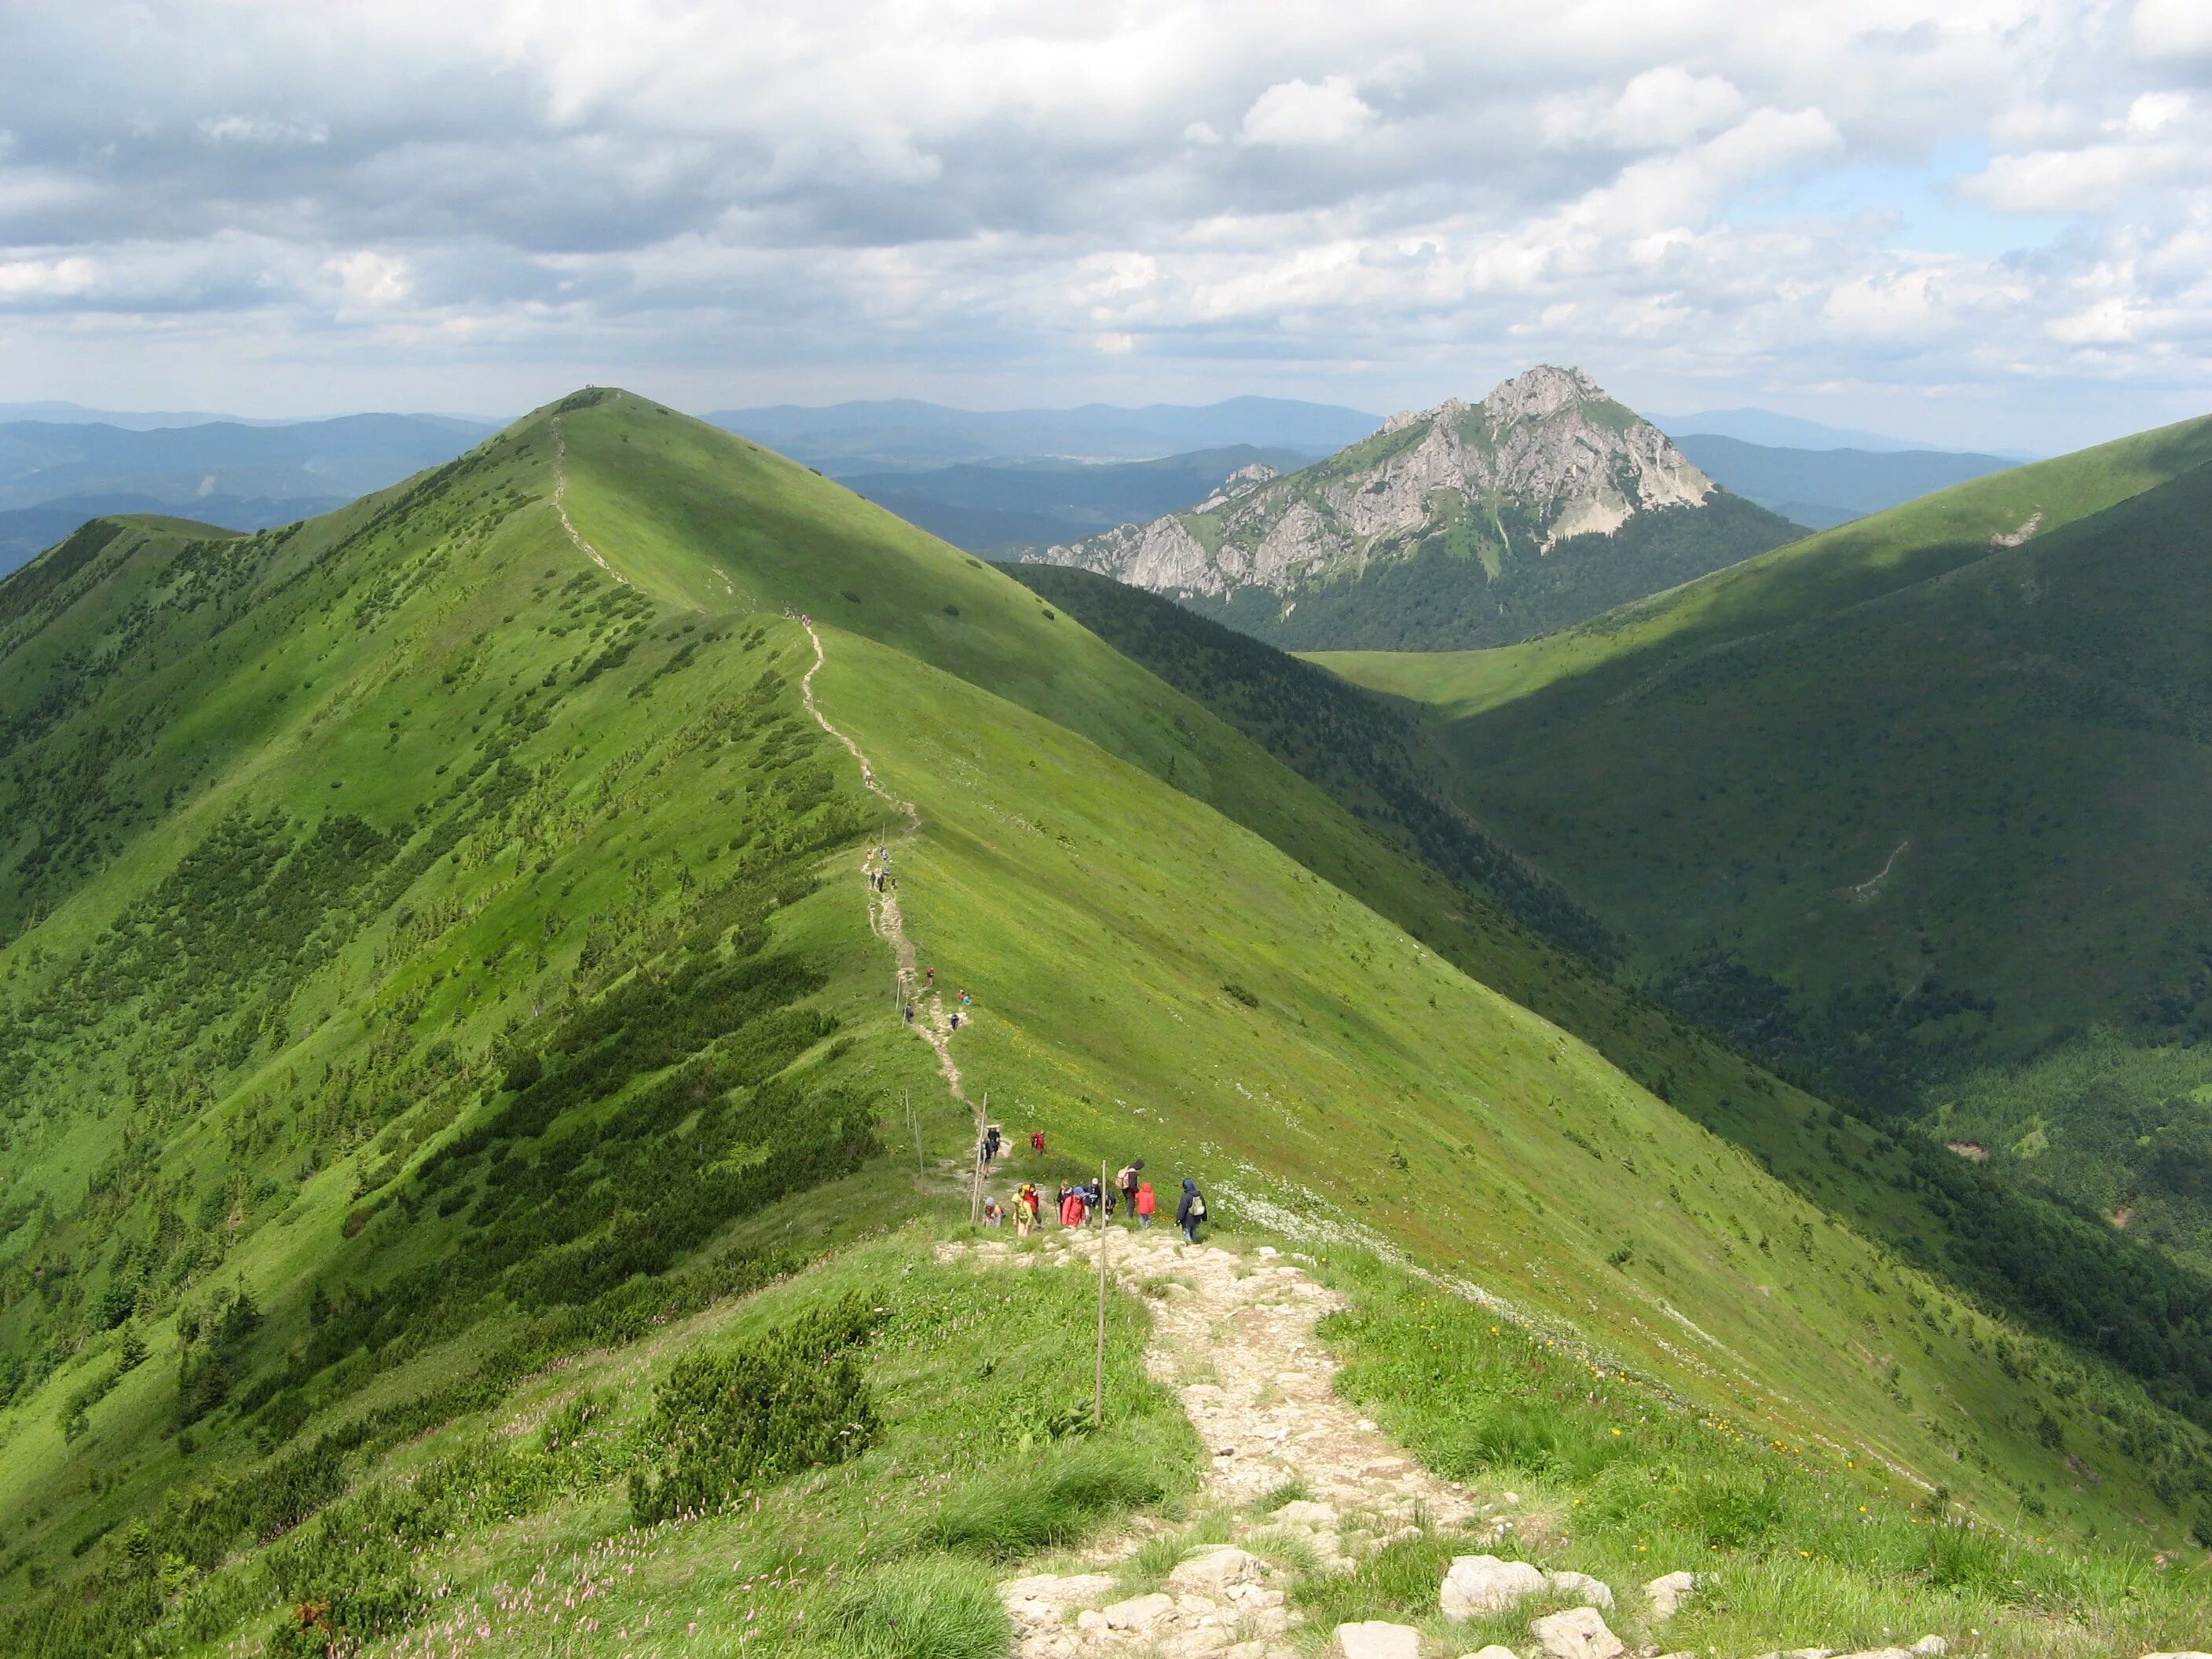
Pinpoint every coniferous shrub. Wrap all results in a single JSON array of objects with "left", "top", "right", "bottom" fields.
[{"left": 628, "top": 1296, "right": 883, "bottom": 1524}]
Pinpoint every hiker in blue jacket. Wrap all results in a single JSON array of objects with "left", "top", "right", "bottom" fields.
[{"left": 1176, "top": 1177, "right": 1207, "bottom": 1244}]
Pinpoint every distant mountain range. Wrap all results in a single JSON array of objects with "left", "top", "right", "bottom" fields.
[
  {"left": 706, "top": 395, "right": 1379, "bottom": 473},
  {"left": 1671, "top": 434, "right": 2016, "bottom": 531},
  {"left": 1651, "top": 405, "right": 2036, "bottom": 460},
  {"left": 0, "top": 413, "right": 492, "bottom": 573},
  {"left": 1022, "top": 366, "right": 1804, "bottom": 651}
]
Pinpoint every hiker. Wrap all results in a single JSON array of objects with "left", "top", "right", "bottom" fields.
[
  {"left": 1115, "top": 1159, "right": 1144, "bottom": 1220},
  {"left": 904, "top": 1004, "right": 914, "bottom": 1024},
  {"left": 1134, "top": 1179, "right": 1156, "bottom": 1228},
  {"left": 1015, "top": 1183, "right": 1038, "bottom": 1237},
  {"left": 985, "top": 1125, "right": 1002, "bottom": 1162},
  {"left": 926, "top": 967, "right": 935, "bottom": 988},
  {"left": 1177, "top": 1177, "right": 1207, "bottom": 1244},
  {"left": 1030, "top": 1130, "right": 1046, "bottom": 1156},
  {"left": 1101, "top": 1185, "right": 1116, "bottom": 1221},
  {"left": 950, "top": 1012, "right": 961, "bottom": 1031},
  {"left": 982, "top": 1196, "right": 1005, "bottom": 1228},
  {"left": 1060, "top": 1184, "right": 1088, "bottom": 1229}
]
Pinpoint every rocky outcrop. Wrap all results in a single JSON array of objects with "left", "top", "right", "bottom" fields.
[{"left": 1039, "top": 365, "right": 1715, "bottom": 600}]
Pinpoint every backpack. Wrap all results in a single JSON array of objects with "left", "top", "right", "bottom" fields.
[{"left": 1188, "top": 1192, "right": 1207, "bottom": 1220}]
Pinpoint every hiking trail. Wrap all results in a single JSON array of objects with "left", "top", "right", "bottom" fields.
[
  {"left": 548, "top": 417, "right": 628, "bottom": 585},
  {"left": 796, "top": 617, "right": 966, "bottom": 1107},
  {"left": 958, "top": 1225, "right": 1499, "bottom": 1659}
]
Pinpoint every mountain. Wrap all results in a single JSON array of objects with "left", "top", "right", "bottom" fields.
[
  {"left": 1673, "top": 434, "right": 2016, "bottom": 530},
  {"left": 842, "top": 445, "right": 1318, "bottom": 553},
  {"left": 2, "top": 391, "right": 2208, "bottom": 1659},
  {"left": 1026, "top": 366, "right": 1805, "bottom": 652},
  {"left": 0, "top": 413, "right": 493, "bottom": 515},
  {"left": 1314, "top": 412, "right": 2212, "bottom": 1268},
  {"left": 706, "top": 395, "right": 1379, "bottom": 472},
  {"left": 1650, "top": 405, "right": 2002, "bottom": 455},
  {"left": 0, "top": 493, "right": 348, "bottom": 578}
]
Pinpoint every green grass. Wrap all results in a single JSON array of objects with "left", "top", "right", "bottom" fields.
[
  {"left": 1308, "top": 1249, "right": 2212, "bottom": 1656},
  {"left": 2, "top": 388, "right": 2210, "bottom": 1657}
]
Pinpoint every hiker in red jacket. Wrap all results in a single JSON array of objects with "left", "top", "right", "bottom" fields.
[
  {"left": 1133, "top": 1180, "right": 1156, "bottom": 1228},
  {"left": 1060, "top": 1185, "right": 1088, "bottom": 1229},
  {"left": 1030, "top": 1129, "right": 1046, "bottom": 1156}
]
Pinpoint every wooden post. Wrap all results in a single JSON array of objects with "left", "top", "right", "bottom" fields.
[
  {"left": 906, "top": 1090, "right": 922, "bottom": 1177},
  {"left": 1095, "top": 1157, "right": 1108, "bottom": 1429}
]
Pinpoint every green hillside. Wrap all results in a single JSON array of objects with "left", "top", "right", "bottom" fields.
[
  {"left": 1, "top": 392, "right": 2208, "bottom": 1657},
  {"left": 1313, "top": 419, "right": 2212, "bottom": 1267}
]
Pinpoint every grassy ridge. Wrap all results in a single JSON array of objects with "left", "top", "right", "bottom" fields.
[{"left": 2, "top": 390, "right": 2209, "bottom": 1655}]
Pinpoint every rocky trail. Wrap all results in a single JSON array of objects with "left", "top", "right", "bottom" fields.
[
  {"left": 797, "top": 624, "right": 2188, "bottom": 1659},
  {"left": 797, "top": 617, "right": 965, "bottom": 1104}
]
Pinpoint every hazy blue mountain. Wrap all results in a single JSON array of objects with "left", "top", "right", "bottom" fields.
[
  {"left": 1673, "top": 434, "right": 2016, "bottom": 530},
  {"left": 708, "top": 396, "right": 1379, "bottom": 472},
  {"left": 844, "top": 445, "right": 1317, "bottom": 551},
  {"left": 0, "top": 492, "right": 346, "bottom": 577},
  {"left": 1650, "top": 406, "right": 1953, "bottom": 452},
  {"left": 0, "top": 413, "right": 493, "bottom": 512}
]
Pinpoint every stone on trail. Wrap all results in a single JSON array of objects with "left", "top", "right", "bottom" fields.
[
  {"left": 2140, "top": 1652, "right": 2212, "bottom": 1658},
  {"left": 1643, "top": 1569, "right": 1697, "bottom": 1621},
  {"left": 1102, "top": 1592, "right": 1175, "bottom": 1632},
  {"left": 1463, "top": 1649, "right": 1520, "bottom": 1659},
  {"left": 1334, "top": 1622, "right": 1423, "bottom": 1659},
  {"left": 1440, "top": 1555, "right": 1546, "bottom": 1621},
  {"left": 998, "top": 1571, "right": 1118, "bottom": 1624},
  {"left": 1169, "top": 1544, "right": 1268, "bottom": 1591},
  {"left": 1910, "top": 1642, "right": 1948, "bottom": 1658},
  {"left": 1529, "top": 1605, "right": 1626, "bottom": 1659},
  {"left": 1274, "top": 1500, "right": 1339, "bottom": 1527},
  {"left": 1544, "top": 1569, "right": 1614, "bottom": 1610}
]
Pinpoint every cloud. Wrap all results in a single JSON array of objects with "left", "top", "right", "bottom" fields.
[
  {"left": 0, "top": 0, "right": 2199, "bottom": 452},
  {"left": 1238, "top": 77, "right": 1376, "bottom": 147}
]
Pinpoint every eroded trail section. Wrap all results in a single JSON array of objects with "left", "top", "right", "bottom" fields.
[
  {"left": 548, "top": 418, "right": 628, "bottom": 584},
  {"left": 952, "top": 1229, "right": 1481, "bottom": 1659},
  {"left": 796, "top": 617, "right": 965, "bottom": 1104}
]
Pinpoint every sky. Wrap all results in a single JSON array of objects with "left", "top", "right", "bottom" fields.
[{"left": 1, "top": 0, "right": 2209, "bottom": 452}]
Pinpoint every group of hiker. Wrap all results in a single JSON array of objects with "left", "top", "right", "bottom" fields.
[
  {"left": 863, "top": 856, "right": 1211, "bottom": 1247},
  {"left": 980, "top": 1151, "right": 1209, "bottom": 1244}
]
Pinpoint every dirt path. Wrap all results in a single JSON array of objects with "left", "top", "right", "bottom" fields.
[
  {"left": 548, "top": 418, "right": 629, "bottom": 585},
  {"left": 795, "top": 617, "right": 967, "bottom": 1107},
  {"left": 963, "top": 1226, "right": 1485, "bottom": 1659}
]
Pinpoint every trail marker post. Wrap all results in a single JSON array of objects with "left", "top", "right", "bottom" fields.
[{"left": 1095, "top": 1157, "right": 1109, "bottom": 1429}]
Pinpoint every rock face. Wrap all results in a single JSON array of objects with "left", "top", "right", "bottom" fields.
[
  {"left": 1333, "top": 1621, "right": 1423, "bottom": 1659},
  {"left": 1439, "top": 1554, "right": 1547, "bottom": 1620},
  {"left": 1643, "top": 1569, "right": 1697, "bottom": 1621},
  {"left": 1529, "top": 1605, "right": 1627, "bottom": 1659},
  {"left": 1038, "top": 365, "right": 1713, "bottom": 602}
]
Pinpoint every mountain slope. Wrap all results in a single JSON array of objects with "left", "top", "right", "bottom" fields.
[
  {"left": 2, "top": 391, "right": 2209, "bottom": 1657},
  {"left": 1031, "top": 366, "right": 1804, "bottom": 651},
  {"left": 1314, "top": 416, "right": 2212, "bottom": 1264}
]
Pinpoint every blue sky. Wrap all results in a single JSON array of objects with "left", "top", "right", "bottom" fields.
[{"left": 0, "top": 0, "right": 2207, "bottom": 454}]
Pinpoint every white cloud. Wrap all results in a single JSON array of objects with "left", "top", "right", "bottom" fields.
[
  {"left": 196, "top": 114, "right": 328, "bottom": 145},
  {"left": 326, "top": 250, "right": 410, "bottom": 306},
  {"left": 1238, "top": 76, "right": 1375, "bottom": 147},
  {"left": 0, "top": 0, "right": 2201, "bottom": 450},
  {"left": 2132, "top": 0, "right": 2212, "bottom": 60}
]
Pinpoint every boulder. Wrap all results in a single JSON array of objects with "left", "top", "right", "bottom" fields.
[
  {"left": 1529, "top": 1606, "right": 1626, "bottom": 1659},
  {"left": 1643, "top": 1570, "right": 1697, "bottom": 1622},
  {"left": 1276, "top": 1500, "right": 1340, "bottom": 1528},
  {"left": 1102, "top": 1592, "right": 1175, "bottom": 1632},
  {"left": 2141, "top": 1652, "right": 2212, "bottom": 1658},
  {"left": 1335, "top": 1621, "right": 1423, "bottom": 1659},
  {"left": 1912, "top": 1644, "right": 1949, "bottom": 1659},
  {"left": 997, "top": 1572, "right": 1118, "bottom": 1624},
  {"left": 1440, "top": 1555, "right": 1546, "bottom": 1621},
  {"left": 1831, "top": 1650, "right": 1912, "bottom": 1659},
  {"left": 1545, "top": 1569, "right": 1614, "bottom": 1610},
  {"left": 1462, "top": 1650, "right": 1520, "bottom": 1659},
  {"left": 1170, "top": 1545, "right": 1269, "bottom": 1591}
]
